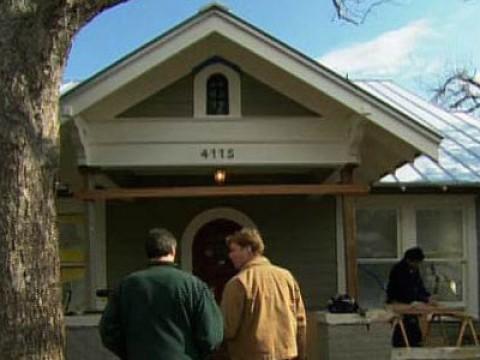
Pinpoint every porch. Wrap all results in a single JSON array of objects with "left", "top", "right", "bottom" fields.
[{"left": 65, "top": 310, "right": 480, "bottom": 360}]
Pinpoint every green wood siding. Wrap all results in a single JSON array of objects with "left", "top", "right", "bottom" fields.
[
  {"left": 119, "top": 75, "right": 193, "bottom": 117},
  {"left": 117, "top": 71, "right": 318, "bottom": 118},
  {"left": 59, "top": 122, "right": 84, "bottom": 192},
  {"left": 241, "top": 74, "right": 318, "bottom": 116},
  {"left": 106, "top": 195, "right": 337, "bottom": 310}
]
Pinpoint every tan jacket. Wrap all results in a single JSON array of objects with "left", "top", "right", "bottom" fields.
[{"left": 221, "top": 256, "right": 307, "bottom": 360}]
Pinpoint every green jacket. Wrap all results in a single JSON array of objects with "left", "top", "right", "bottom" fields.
[{"left": 100, "top": 262, "right": 223, "bottom": 359}]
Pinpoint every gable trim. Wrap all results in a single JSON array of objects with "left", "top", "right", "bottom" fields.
[{"left": 61, "top": 5, "right": 441, "bottom": 159}]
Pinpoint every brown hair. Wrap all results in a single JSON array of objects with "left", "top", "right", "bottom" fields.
[
  {"left": 146, "top": 228, "right": 177, "bottom": 258},
  {"left": 226, "top": 227, "right": 265, "bottom": 255}
]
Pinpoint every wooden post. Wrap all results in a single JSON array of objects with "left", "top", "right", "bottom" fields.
[
  {"left": 341, "top": 165, "right": 359, "bottom": 300},
  {"left": 80, "top": 169, "right": 107, "bottom": 311}
]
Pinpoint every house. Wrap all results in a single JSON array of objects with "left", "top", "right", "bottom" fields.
[{"left": 58, "top": 4, "right": 479, "bottom": 358}]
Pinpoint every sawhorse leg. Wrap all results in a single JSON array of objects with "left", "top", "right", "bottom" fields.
[
  {"left": 392, "top": 316, "right": 410, "bottom": 348},
  {"left": 456, "top": 318, "right": 479, "bottom": 346}
]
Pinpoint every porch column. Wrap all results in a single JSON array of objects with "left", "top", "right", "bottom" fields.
[
  {"left": 341, "top": 165, "right": 359, "bottom": 300},
  {"left": 83, "top": 171, "right": 107, "bottom": 311}
]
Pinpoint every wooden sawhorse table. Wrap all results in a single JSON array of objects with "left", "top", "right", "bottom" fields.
[{"left": 388, "top": 305, "right": 479, "bottom": 348}]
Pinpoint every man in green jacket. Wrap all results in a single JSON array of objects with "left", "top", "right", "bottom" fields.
[{"left": 100, "top": 228, "right": 223, "bottom": 359}]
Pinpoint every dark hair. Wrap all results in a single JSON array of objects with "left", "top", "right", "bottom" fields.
[
  {"left": 404, "top": 247, "right": 425, "bottom": 262},
  {"left": 226, "top": 227, "right": 264, "bottom": 255},
  {"left": 145, "top": 228, "right": 177, "bottom": 258}
]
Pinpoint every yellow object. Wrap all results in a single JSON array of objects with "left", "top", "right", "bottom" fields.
[{"left": 60, "top": 249, "right": 85, "bottom": 282}]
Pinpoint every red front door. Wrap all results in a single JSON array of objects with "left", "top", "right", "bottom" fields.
[{"left": 192, "top": 219, "right": 241, "bottom": 303}]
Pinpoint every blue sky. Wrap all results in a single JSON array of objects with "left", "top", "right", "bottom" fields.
[{"left": 64, "top": 0, "right": 480, "bottom": 99}]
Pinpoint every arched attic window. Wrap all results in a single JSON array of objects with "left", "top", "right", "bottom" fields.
[
  {"left": 207, "top": 74, "right": 229, "bottom": 115},
  {"left": 193, "top": 62, "right": 241, "bottom": 117}
]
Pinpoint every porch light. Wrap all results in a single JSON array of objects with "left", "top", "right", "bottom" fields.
[{"left": 214, "top": 169, "right": 227, "bottom": 185}]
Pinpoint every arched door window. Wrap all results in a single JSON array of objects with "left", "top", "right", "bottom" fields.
[{"left": 206, "top": 74, "right": 229, "bottom": 115}]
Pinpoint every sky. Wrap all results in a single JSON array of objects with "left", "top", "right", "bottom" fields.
[{"left": 63, "top": 0, "right": 480, "bottom": 99}]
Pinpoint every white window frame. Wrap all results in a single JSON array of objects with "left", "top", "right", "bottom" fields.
[
  {"left": 355, "top": 195, "right": 478, "bottom": 316},
  {"left": 193, "top": 63, "right": 241, "bottom": 118}
]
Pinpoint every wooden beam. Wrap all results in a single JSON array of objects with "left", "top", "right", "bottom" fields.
[
  {"left": 341, "top": 164, "right": 359, "bottom": 299},
  {"left": 75, "top": 184, "right": 369, "bottom": 201},
  {"left": 342, "top": 195, "right": 359, "bottom": 299}
]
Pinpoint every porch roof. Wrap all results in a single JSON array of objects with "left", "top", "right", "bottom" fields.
[{"left": 356, "top": 80, "right": 480, "bottom": 188}]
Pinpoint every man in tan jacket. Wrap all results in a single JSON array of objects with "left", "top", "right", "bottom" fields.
[{"left": 221, "top": 228, "right": 307, "bottom": 360}]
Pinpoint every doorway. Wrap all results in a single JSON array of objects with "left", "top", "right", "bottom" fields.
[{"left": 192, "top": 219, "right": 241, "bottom": 302}]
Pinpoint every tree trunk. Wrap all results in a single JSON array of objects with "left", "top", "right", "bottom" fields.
[{"left": 0, "top": 1, "right": 128, "bottom": 358}]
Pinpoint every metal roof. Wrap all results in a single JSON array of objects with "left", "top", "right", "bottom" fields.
[{"left": 356, "top": 80, "right": 480, "bottom": 187}]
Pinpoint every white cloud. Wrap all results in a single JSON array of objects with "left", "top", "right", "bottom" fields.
[{"left": 318, "top": 20, "right": 433, "bottom": 77}]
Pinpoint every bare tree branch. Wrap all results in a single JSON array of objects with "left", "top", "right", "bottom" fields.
[
  {"left": 330, "top": 0, "right": 480, "bottom": 116},
  {"left": 433, "top": 68, "right": 480, "bottom": 115},
  {"left": 332, "top": 0, "right": 478, "bottom": 24},
  {"left": 331, "top": 0, "right": 394, "bottom": 24}
]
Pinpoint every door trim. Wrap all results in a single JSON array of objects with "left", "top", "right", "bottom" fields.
[{"left": 181, "top": 207, "right": 257, "bottom": 272}]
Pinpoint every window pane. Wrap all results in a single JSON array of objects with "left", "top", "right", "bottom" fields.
[
  {"left": 422, "top": 262, "right": 463, "bottom": 302},
  {"left": 207, "top": 74, "right": 229, "bottom": 115},
  {"left": 358, "top": 263, "right": 393, "bottom": 309},
  {"left": 356, "top": 209, "right": 398, "bottom": 258},
  {"left": 416, "top": 209, "right": 463, "bottom": 258}
]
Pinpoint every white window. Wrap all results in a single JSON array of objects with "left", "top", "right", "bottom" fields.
[
  {"left": 193, "top": 63, "right": 241, "bottom": 118},
  {"left": 416, "top": 208, "right": 464, "bottom": 303},
  {"left": 355, "top": 195, "right": 477, "bottom": 315}
]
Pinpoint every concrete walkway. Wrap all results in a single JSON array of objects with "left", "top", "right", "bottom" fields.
[{"left": 392, "top": 347, "right": 480, "bottom": 360}]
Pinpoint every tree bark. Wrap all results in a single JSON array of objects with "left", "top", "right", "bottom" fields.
[{"left": 0, "top": 1, "right": 128, "bottom": 358}]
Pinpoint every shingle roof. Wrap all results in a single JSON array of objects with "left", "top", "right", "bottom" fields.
[{"left": 356, "top": 80, "right": 480, "bottom": 187}]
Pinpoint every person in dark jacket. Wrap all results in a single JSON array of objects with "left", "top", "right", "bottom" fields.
[
  {"left": 387, "top": 246, "right": 435, "bottom": 347},
  {"left": 99, "top": 228, "right": 223, "bottom": 360}
]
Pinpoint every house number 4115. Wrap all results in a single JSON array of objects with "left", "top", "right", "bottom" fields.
[{"left": 200, "top": 148, "right": 235, "bottom": 160}]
